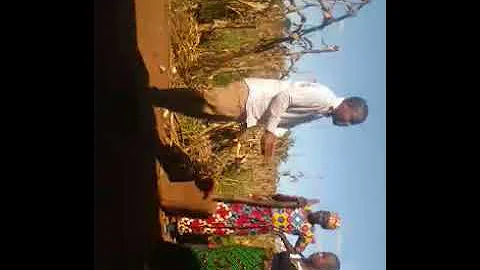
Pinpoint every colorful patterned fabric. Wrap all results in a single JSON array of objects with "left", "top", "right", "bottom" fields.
[
  {"left": 177, "top": 202, "right": 272, "bottom": 236},
  {"left": 177, "top": 202, "right": 316, "bottom": 251},
  {"left": 191, "top": 245, "right": 267, "bottom": 270},
  {"left": 271, "top": 206, "right": 315, "bottom": 251}
]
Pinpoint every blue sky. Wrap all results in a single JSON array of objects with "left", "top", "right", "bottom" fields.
[{"left": 277, "top": 1, "right": 385, "bottom": 270}]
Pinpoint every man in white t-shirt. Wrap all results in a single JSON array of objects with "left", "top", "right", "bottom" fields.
[{"left": 151, "top": 78, "right": 368, "bottom": 162}]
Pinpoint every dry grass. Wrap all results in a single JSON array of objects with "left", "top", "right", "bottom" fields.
[
  {"left": 169, "top": 0, "right": 293, "bottom": 196},
  {"left": 169, "top": 0, "right": 202, "bottom": 88},
  {"left": 212, "top": 126, "right": 292, "bottom": 197},
  {"left": 167, "top": 0, "right": 294, "bottom": 253}
]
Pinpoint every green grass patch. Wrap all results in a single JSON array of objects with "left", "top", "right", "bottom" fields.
[
  {"left": 211, "top": 71, "right": 244, "bottom": 86},
  {"left": 203, "top": 28, "right": 260, "bottom": 53}
]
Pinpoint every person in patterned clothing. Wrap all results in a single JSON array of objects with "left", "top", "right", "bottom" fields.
[{"left": 175, "top": 194, "right": 341, "bottom": 252}]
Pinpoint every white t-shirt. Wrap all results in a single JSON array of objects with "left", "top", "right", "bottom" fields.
[{"left": 244, "top": 78, "right": 344, "bottom": 136}]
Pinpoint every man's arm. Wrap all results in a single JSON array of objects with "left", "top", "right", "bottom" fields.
[
  {"left": 294, "top": 234, "right": 314, "bottom": 253},
  {"left": 275, "top": 232, "right": 308, "bottom": 262},
  {"left": 271, "top": 194, "right": 320, "bottom": 208},
  {"left": 272, "top": 194, "right": 307, "bottom": 208},
  {"left": 264, "top": 90, "right": 290, "bottom": 136},
  {"left": 261, "top": 90, "right": 290, "bottom": 162},
  {"left": 274, "top": 231, "right": 296, "bottom": 254},
  {"left": 272, "top": 194, "right": 304, "bottom": 202}
]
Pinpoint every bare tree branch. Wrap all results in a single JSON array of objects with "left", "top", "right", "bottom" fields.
[
  {"left": 255, "top": 2, "right": 366, "bottom": 54},
  {"left": 290, "top": 48, "right": 339, "bottom": 55},
  {"left": 280, "top": 57, "right": 300, "bottom": 79},
  {"left": 286, "top": 0, "right": 308, "bottom": 33},
  {"left": 280, "top": 45, "right": 339, "bottom": 79},
  {"left": 302, "top": 37, "right": 314, "bottom": 50},
  {"left": 285, "top": 3, "right": 320, "bottom": 14},
  {"left": 317, "top": 0, "right": 331, "bottom": 11},
  {"left": 201, "top": 0, "right": 369, "bottom": 77}
]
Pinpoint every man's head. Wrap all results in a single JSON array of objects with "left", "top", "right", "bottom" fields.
[
  {"left": 309, "top": 252, "right": 340, "bottom": 270},
  {"left": 332, "top": 97, "right": 368, "bottom": 126},
  {"left": 308, "top": 211, "right": 341, "bottom": 230}
]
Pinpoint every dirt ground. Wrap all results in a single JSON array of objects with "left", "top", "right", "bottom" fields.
[
  {"left": 135, "top": 0, "right": 200, "bottom": 247},
  {"left": 135, "top": 0, "right": 170, "bottom": 89},
  {"left": 94, "top": 0, "right": 202, "bottom": 269},
  {"left": 134, "top": 0, "right": 180, "bottom": 243}
]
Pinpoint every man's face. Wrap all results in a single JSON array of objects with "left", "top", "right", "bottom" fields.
[
  {"left": 311, "top": 252, "right": 335, "bottom": 269},
  {"left": 332, "top": 102, "right": 361, "bottom": 126}
]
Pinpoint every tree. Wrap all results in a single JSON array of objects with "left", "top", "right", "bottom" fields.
[
  {"left": 204, "top": 0, "right": 371, "bottom": 78},
  {"left": 254, "top": 0, "right": 371, "bottom": 52}
]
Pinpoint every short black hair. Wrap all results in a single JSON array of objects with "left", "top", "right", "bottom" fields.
[
  {"left": 344, "top": 96, "right": 368, "bottom": 124},
  {"left": 321, "top": 252, "right": 341, "bottom": 270},
  {"left": 308, "top": 251, "right": 341, "bottom": 270},
  {"left": 308, "top": 211, "right": 337, "bottom": 230}
]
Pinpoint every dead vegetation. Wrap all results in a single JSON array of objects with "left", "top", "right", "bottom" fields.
[
  {"left": 163, "top": 0, "right": 370, "bottom": 252},
  {"left": 168, "top": 0, "right": 294, "bottom": 200},
  {"left": 163, "top": 0, "right": 294, "bottom": 251}
]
